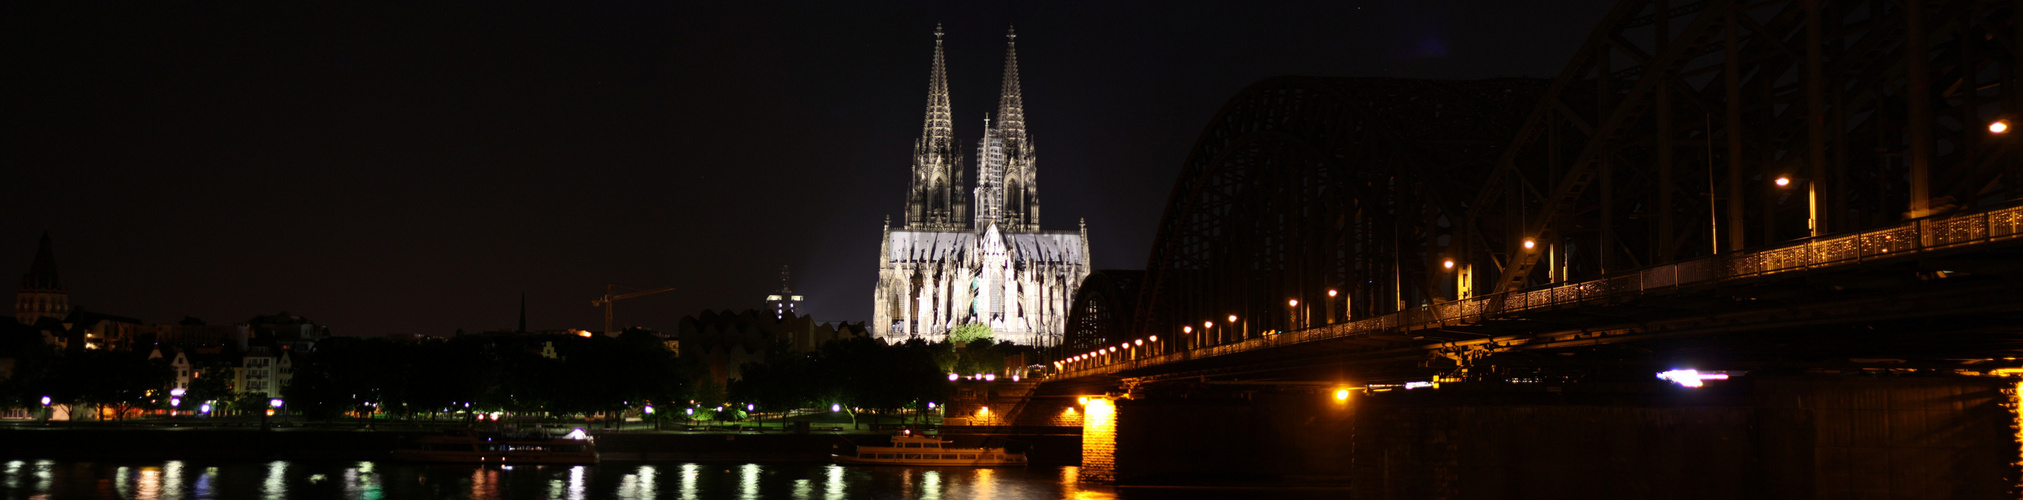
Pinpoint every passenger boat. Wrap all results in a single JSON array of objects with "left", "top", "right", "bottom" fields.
[
  {"left": 834, "top": 432, "right": 1027, "bottom": 467},
  {"left": 392, "top": 428, "right": 600, "bottom": 464}
]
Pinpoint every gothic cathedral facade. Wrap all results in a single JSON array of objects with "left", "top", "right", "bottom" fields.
[{"left": 873, "top": 26, "right": 1091, "bottom": 347}]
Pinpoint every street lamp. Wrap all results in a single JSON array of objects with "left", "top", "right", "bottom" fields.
[
  {"left": 1774, "top": 175, "right": 1819, "bottom": 238},
  {"left": 1326, "top": 289, "right": 1338, "bottom": 325},
  {"left": 1288, "top": 299, "right": 1302, "bottom": 331},
  {"left": 1993, "top": 120, "right": 2010, "bottom": 134}
]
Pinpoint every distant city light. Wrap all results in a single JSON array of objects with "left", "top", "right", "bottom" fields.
[
  {"left": 170, "top": 388, "right": 186, "bottom": 397},
  {"left": 831, "top": 404, "right": 841, "bottom": 412},
  {"left": 170, "top": 398, "right": 181, "bottom": 407},
  {"left": 643, "top": 405, "right": 655, "bottom": 414},
  {"left": 565, "top": 428, "right": 588, "bottom": 440},
  {"left": 1443, "top": 259, "right": 1455, "bottom": 269},
  {"left": 1288, "top": 299, "right": 1298, "bottom": 307},
  {"left": 269, "top": 399, "right": 283, "bottom": 408},
  {"left": 984, "top": 374, "right": 996, "bottom": 382},
  {"left": 1774, "top": 176, "right": 1791, "bottom": 187},
  {"left": 200, "top": 403, "right": 212, "bottom": 413},
  {"left": 686, "top": 408, "right": 694, "bottom": 415},
  {"left": 1993, "top": 120, "right": 2010, "bottom": 134},
  {"left": 1148, "top": 335, "right": 1158, "bottom": 342},
  {"left": 40, "top": 396, "right": 50, "bottom": 406},
  {"left": 747, "top": 404, "right": 755, "bottom": 411},
  {"left": 1523, "top": 239, "right": 1536, "bottom": 249},
  {"left": 1404, "top": 381, "right": 1435, "bottom": 390},
  {"left": 1328, "top": 289, "right": 1338, "bottom": 297},
  {"left": 1657, "top": 369, "right": 1729, "bottom": 388},
  {"left": 948, "top": 373, "right": 959, "bottom": 381},
  {"left": 1333, "top": 389, "right": 1350, "bottom": 401}
]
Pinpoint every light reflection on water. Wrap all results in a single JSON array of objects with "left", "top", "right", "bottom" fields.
[{"left": 0, "top": 459, "right": 1333, "bottom": 499}]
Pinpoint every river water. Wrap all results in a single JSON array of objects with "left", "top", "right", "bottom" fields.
[{"left": 0, "top": 459, "right": 1344, "bottom": 499}]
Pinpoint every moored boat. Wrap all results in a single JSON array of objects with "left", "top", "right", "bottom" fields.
[
  {"left": 392, "top": 428, "right": 600, "bottom": 464},
  {"left": 834, "top": 431, "right": 1026, "bottom": 467}
]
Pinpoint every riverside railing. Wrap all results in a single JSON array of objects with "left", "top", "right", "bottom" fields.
[{"left": 1055, "top": 204, "right": 2023, "bottom": 379}]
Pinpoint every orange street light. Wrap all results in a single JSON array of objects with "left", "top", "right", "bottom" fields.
[
  {"left": 1774, "top": 176, "right": 1791, "bottom": 187},
  {"left": 1993, "top": 120, "right": 2010, "bottom": 134}
]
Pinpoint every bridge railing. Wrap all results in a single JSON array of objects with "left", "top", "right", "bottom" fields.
[{"left": 1055, "top": 204, "right": 2023, "bottom": 379}]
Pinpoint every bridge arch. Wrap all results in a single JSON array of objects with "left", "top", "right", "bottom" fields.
[{"left": 1130, "top": 76, "right": 1544, "bottom": 350}]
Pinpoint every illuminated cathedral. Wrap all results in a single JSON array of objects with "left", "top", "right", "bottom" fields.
[{"left": 872, "top": 26, "right": 1090, "bottom": 347}]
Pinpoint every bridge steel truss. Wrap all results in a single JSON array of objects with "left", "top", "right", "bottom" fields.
[
  {"left": 1118, "top": 77, "right": 1545, "bottom": 355},
  {"left": 1066, "top": 0, "right": 2022, "bottom": 367},
  {"left": 1470, "top": 0, "right": 2022, "bottom": 295}
]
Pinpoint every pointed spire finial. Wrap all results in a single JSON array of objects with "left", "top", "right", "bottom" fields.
[
  {"left": 935, "top": 23, "right": 944, "bottom": 40},
  {"left": 1007, "top": 25, "right": 1016, "bottom": 42}
]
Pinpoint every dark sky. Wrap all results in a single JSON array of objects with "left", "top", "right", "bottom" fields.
[{"left": 2, "top": 1, "right": 1614, "bottom": 336}]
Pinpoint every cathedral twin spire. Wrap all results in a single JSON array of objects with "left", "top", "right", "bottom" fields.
[
  {"left": 904, "top": 24, "right": 966, "bottom": 230},
  {"left": 904, "top": 25, "right": 1039, "bottom": 232}
]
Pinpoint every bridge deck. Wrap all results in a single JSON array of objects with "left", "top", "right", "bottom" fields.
[{"left": 1056, "top": 204, "right": 2023, "bottom": 380}]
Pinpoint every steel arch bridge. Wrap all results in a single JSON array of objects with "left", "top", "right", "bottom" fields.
[{"left": 1060, "top": 0, "right": 2023, "bottom": 369}]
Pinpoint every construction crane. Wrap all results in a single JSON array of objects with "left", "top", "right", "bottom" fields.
[{"left": 590, "top": 285, "right": 676, "bottom": 337}]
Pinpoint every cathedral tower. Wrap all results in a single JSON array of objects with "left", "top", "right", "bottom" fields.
[
  {"left": 16, "top": 232, "right": 70, "bottom": 325},
  {"left": 875, "top": 25, "right": 1088, "bottom": 347},
  {"left": 904, "top": 25, "right": 969, "bottom": 230},
  {"left": 975, "top": 27, "right": 1040, "bottom": 232}
]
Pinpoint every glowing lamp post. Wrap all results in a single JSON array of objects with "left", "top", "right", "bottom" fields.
[{"left": 1773, "top": 175, "right": 1820, "bottom": 238}]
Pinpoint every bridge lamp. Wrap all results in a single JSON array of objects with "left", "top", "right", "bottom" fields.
[
  {"left": 1149, "top": 335, "right": 1158, "bottom": 342},
  {"left": 1134, "top": 339, "right": 1143, "bottom": 346},
  {"left": 1183, "top": 326, "right": 1193, "bottom": 334},
  {"left": 1334, "top": 389, "right": 1351, "bottom": 402},
  {"left": 1328, "top": 289, "right": 1338, "bottom": 297},
  {"left": 1204, "top": 321, "right": 1213, "bottom": 329},
  {"left": 1772, "top": 175, "right": 1820, "bottom": 238},
  {"left": 1993, "top": 120, "right": 2010, "bottom": 134},
  {"left": 1443, "top": 259, "right": 1455, "bottom": 270},
  {"left": 1227, "top": 315, "right": 1237, "bottom": 323},
  {"left": 1078, "top": 397, "right": 1090, "bottom": 405},
  {"left": 1522, "top": 239, "right": 1536, "bottom": 250},
  {"left": 1288, "top": 299, "right": 1299, "bottom": 307}
]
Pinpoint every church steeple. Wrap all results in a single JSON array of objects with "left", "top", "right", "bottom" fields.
[
  {"left": 976, "top": 26, "right": 1039, "bottom": 231},
  {"left": 17, "top": 232, "right": 70, "bottom": 325},
  {"left": 904, "top": 24, "right": 968, "bottom": 230}
]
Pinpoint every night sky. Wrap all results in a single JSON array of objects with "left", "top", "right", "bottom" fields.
[{"left": 2, "top": 1, "right": 1613, "bottom": 336}]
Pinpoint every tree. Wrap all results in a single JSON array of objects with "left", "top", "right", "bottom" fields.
[{"left": 948, "top": 323, "right": 993, "bottom": 344}]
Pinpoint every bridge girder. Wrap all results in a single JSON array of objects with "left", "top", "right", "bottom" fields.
[
  {"left": 1126, "top": 77, "right": 1545, "bottom": 352},
  {"left": 1468, "top": 0, "right": 2023, "bottom": 295}
]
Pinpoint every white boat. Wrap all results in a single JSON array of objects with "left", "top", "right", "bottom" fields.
[
  {"left": 392, "top": 428, "right": 600, "bottom": 464},
  {"left": 835, "top": 432, "right": 1027, "bottom": 467}
]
